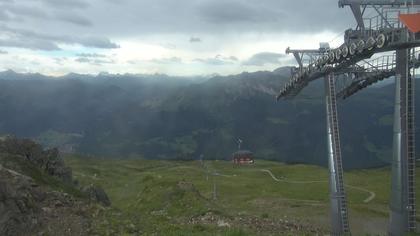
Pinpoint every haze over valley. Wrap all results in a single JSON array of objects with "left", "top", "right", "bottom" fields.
[{"left": 0, "top": 69, "right": 411, "bottom": 169}]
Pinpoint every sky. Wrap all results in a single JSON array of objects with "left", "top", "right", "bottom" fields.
[{"left": 0, "top": 0, "right": 356, "bottom": 76}]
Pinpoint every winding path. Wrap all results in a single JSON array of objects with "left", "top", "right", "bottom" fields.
[
  {"left": 260, "top": 169, "right": 376, "bottom": 203},
  {"left": 345, "top": 185, "right": 376, "bottom": 203},
  {"left": 260, "top": 169, "right": 326, "bottom": 184},
  {"left": 166, "top": 164, "right": 376, "bottom": 204}
]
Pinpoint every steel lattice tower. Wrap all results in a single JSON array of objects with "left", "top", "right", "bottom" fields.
[
  {"left": 325, "top": 73, "right": 350, "bottom": 235},
  {"left": 390, "top": 47, "right": 417, "bottom": 235},
  {"left": 284, "top": 46, "right": 351, "bottom": 234},
  {"left": 277, "top": 1, "right": 420, "bottom": 234}
]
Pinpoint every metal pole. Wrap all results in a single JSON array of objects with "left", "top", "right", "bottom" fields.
[
  {"left": 213, "top": 177, "right": 217, "bottom": 200},
  {"left": 389, "top": 48, "right": 417, "bottom": 235},
  {"left": 325, "top": 73, "right": 350, "bottom": 235}
]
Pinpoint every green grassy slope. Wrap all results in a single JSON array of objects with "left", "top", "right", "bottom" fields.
[{"left": 66, "top": 156, "right": 420, "bottom": 235}]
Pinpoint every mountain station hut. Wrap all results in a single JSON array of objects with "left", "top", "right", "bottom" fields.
[{"left": 232, "top": 150, "right": 254, "bottom": 164}]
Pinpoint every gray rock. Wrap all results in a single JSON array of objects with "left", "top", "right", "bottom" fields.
[
  {"left": 43, "top": 148, "right": 73, "bottom": 184},
  {"left": 0, "top": 137, "right": 73, "bottom": 184},
  {"left": 0, "top": 165, "right": 91, "bottom": 235},
  {"left": 82, "top": 185, "right": 111, "bottom": 207},
  {"left": 0, "top": 138, "right": 106, "bottom": 235},
  {"left": 0, "top": 165, "right": 40, "bottom": 235}
]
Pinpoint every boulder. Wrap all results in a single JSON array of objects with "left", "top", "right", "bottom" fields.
[
  {"left": 43, "top": 148, "right": 73, "bottom": 184},
  {"left": 0, "top": 165, "right": 90, "bottom": 235},
  {"left": 82, "top": 185, "right": 111, "bottom": 207},
  {"left": 0, "top": 165, "right": 42, "bottom": 235},
  {"left": 0, "top": 137, "right": 73, "bottom": 184}
]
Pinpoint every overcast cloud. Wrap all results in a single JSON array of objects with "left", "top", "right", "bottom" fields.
[
  {"left": 243, "top": 52, "right": 286, "bottom": 66},
  {"left": 0, "top": 0, "right": 356, "bottom": 76}
]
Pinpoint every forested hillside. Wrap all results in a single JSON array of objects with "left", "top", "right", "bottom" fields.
[{"left": 0, "top": 68, "right": 413, "bottom": 169}]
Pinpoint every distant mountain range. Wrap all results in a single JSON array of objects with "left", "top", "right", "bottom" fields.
[{"left": 0, "top": 68, "right": 414, "bottom": 169}]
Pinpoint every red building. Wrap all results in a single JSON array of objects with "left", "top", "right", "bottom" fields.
[{"left": 232, "top": 150, "right": 254, "bottom": 164}]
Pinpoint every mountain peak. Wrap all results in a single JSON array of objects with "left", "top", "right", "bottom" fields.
[{"left": 0, "top": 69, "right": 18, "bottom": 76}]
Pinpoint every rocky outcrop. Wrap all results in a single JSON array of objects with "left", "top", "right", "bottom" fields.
[
  {"left": 0, "top": 137, "right": 112, "bottom": 235},
  {"left": 0, "top": 164, "right": 90, "bottom": 236},
  {"left": 0, "top": 164, "right": 42, "bottom": 235},
  {"left": 0, "top": 137, "right": 72, "bottom": 184},
  {"left": 82, "top": 185, "right": 111, "bottom": 207},
  {"left": 43, "top": 148, "right": 73, "bottom": 184}
]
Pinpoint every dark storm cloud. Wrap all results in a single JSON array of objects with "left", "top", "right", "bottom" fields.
[
  {"left": 0, "top": 0, "right": 355, "bottom": 53},
  {"left": 0, "top": 0, "right": 92, "bottom": 26},
  {"left": 0, "top": 26, "right": 61, "bottom": 50},
  {"left": 3, "top": 5, "right": 45, "bottom": 19},
  {"left": 75, "top": 36, "right": 119, "bottom": 49},
  {"left": 243, "top": 52, "right": 286, "bottom": 66},
  {"left": 197, "top": 0, "right": 280, "bottom": 24},
  {"left": 13, "top": 0, "right": 352, "bottom": 37},
  {"left": 0, "top": 25, "right": 119, "bottom": 50},
  {"left": 190, "top": 0, "right": 353, "bottom": 33},
  {"left": 0, "top": 38, "right": 60, "bottom": 51},
  {"left": 55, "top": 13, "right": 92, "bottom": 26}
]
